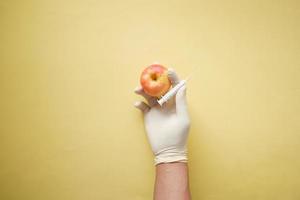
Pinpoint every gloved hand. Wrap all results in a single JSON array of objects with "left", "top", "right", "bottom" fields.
[{"left": 134, "top": 69, "right": 190, "bottom": 165}]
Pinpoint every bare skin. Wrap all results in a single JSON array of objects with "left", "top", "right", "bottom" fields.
[{"left": 154, "top": 162, "right": 191, "bottom": 200}]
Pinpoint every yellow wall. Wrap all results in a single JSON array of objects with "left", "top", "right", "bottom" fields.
[{"left": 1, "top": 0, "right": 299, "bottom": 199}]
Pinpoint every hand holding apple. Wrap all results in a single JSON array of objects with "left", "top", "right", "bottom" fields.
[
  {"left": 134, "top": 66, "right": 190, "bottom": 166},
  {"left": 140, "top": 64, "right": 171, "bottom": 98}
]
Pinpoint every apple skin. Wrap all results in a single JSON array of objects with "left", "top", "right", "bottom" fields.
[{"left": 140, "top": 64, "right": 171, "bottom": 97}]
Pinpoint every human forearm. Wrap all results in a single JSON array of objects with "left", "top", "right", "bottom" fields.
[{"left": 154, "top": 162, "right": 191, "bottom": 200}]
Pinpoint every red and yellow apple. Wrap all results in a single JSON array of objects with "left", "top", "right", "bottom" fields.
[{"left": 140, "top": 64, "right": 171, "bottom": 97}]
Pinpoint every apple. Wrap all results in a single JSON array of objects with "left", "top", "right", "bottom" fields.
[{"left": 140, "top": 64, "right": 171, "bottom": 97}]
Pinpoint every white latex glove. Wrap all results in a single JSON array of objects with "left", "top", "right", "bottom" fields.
[{"left": 134, "top": 69, "right": 190, "bottom": 165}]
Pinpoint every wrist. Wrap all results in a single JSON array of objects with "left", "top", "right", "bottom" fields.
[{"left": 154, "top": 146, "right": 188, "bottom": 166}]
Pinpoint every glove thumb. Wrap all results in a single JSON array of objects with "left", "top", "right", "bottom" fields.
[{"left": 176, "top": 85, "right": 189, "bottom": 119}]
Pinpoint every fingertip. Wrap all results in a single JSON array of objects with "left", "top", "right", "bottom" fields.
[
  {"left": 180, "top": 84, "right": 187, "bottom": 91},
  {"left": 134, "top": 86, "right": 143, "bottom": 94},
  {"left": 177, "top": 85, "right": 187, "bottom": 96},
  {"left": 133, "top": 101, "right": 150, "bottom": 113},
  {"left": 134, "top": 101, "right": 141, "bottom": 107},
  {"left": 167, "top": 68, "right": 175, "bottom": 76},
  {"left": 168, "top": 68, "right": 180, "bottom": 86}
]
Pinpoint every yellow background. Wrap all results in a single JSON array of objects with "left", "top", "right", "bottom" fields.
[{"left": 0, "top": 0, "right": 300, "bottom": 199}]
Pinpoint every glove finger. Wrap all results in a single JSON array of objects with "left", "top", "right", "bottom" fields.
[
  {"left": 175, "top": 85, "right": 189, "bottom": 120},
  {"left": 134, "top": 101, "right": 150, "bottom": 113},
  {"left": 134, "top": 86, "right": 157, "bottom": 107},
  {"left": 168, "top": 68, "right": 181, "bottom": 87}
]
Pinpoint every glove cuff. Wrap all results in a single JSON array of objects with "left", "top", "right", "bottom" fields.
[{"left": 154, "top": 147, "right": 187, "bottom": 165}]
